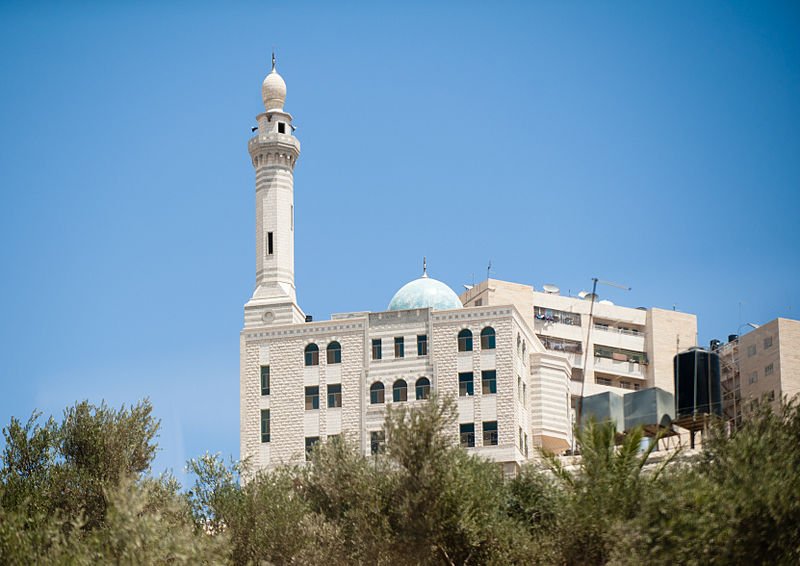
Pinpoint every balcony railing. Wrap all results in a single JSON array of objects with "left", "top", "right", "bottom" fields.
[
  {"left": 568, "top": 353, "right": 584, "bottom": 367},
  {"left": 592, "top": 324, "right": 644, "bottom": 337},
  {"left": 593, "top": 357, "right": 645, "bottom": 378}
]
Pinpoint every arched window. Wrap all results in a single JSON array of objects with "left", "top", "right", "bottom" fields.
[
  {"left": 327, "top": 341, "right": 341, "bottom": 364},
  {"left": 415, "top": 377, "right": 431, "bottom": 400},
  {"left": 458, "top": 329, "right": 473, "bottom": 352},
  {"left": 370, "top": 382, "right": 385, "bottom": 404},
  {"left": 304, "top": 343, "right": 319, "bottom": 366},
  {"left": 393, "top": 379, "right": 408, "bottom": 402},
  {"left": 480, "top": 327, "right": 496, "bottom": 350}
]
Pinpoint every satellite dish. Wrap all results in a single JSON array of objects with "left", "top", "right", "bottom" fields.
[
  {"left": 578, "top": 291, "right": 588, "bottom": 299},
  {"left": 463, "top": 284, "right": 473, "bottom": 291},
  {"left": 598, "top": 299, "right": 614, "bottom": 305},
  {"left": 542, "top": 284, "right": 560, "bottom": 295},
  {"left": 583, "top": 293, "right": 599, "bottom": 302}
]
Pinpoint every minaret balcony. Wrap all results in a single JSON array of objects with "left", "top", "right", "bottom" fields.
[{"left": 248, "top": 133, "right": 300, "bottom": 153}]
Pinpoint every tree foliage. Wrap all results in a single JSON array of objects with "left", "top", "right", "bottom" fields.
[
  {"left": 2, "top": 395, "right": 800, "bottom": 565},
  {"left": 0, "top": 399, "right": 221, "bottom": 564}
]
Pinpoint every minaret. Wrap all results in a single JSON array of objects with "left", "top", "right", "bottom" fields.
[{"left": 243, "top": 55, "right": 305, "bottom": 326}]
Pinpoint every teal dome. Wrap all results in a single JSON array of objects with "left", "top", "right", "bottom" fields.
[{"left": 388, "top": 275, "right": 463, "bottom": 311}]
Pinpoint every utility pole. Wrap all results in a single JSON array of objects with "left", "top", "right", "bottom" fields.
[{"left": 573, "top": 277, "right": 631, "bottom": 452}]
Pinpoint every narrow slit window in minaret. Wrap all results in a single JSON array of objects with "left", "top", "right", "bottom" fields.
[
  {"left": 267, "top": 232, "right": 274, "bottom": 255},
  {"left": 278, "top": 122, "right": 286, "bottom": 134}
]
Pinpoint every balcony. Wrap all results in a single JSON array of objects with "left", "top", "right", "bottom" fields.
[
  {"left": 593, "top": 357, "right": 645, "bottom": 378},
  {"left": 592, "top": 326, "right": 646, "bottom": 352},
  {"left": 593, "top": 323, "right": 644, "bottom": 337},
  {"left": 534, "top": 319, "right": 583, "bottom": 342}
]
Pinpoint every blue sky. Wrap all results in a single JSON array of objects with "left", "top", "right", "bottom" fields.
[{"left": 1, "top": 1, "right": 798, "bottom": 481}]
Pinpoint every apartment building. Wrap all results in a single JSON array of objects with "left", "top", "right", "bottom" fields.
[
  {"left": 715, "top": 317, "right": 800, "bottom": 426},
  {"left": 460, "top": 279, "right": 697, "bottom": 407}
]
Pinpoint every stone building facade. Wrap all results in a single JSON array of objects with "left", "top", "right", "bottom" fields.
[
  {"left": 239, "top": 61, "right": 572, "bottom": 475},
  {"left": 715, "top": 317, "right": 800, "bottom": 426}
]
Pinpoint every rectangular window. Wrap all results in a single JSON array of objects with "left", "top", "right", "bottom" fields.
[
  {"left": 394, "top": 336, "right": 405, "bottom": 358},
  {"left": 524, "top": 433, "right": 529, "bottom": 457},
  {"left": 370, "top": 431, "right": 385, "bottom": 455},
  {"left": 260, "top": 366, "right": 270, "bottom": 396},
  {"left": 372, "top": 339, "right": 382, "bottom": 360},
  {"left": 519, "top": 426, "right": 524, "bottom": 450},
  {"left": 764, "top": 336, "right": 773, "bottom": 349},
  {"left": 458, "top": 372, "right": 474, "bottom": 396},
  {"left": 765, "top": 390, "right": 776, "bottom": 403},
  {"left": 305, "top": 437, "right": 319, "bottom": 460},
  {"left": 765, "top": 363, "right": 774, "bottom": 376},
  {"left": 749, "top": 371, "right": 758, "bottom": 384},
  {"left": 267, "top": 232, "right": 274, "bottom": 255},
  {"left": 522, "top": 382, "right": 527, "bottom": 404},
  {"left": 475, "top": 299, "right": 483, "bottom": 306},
  {"left": 278, "top": 122, "right": 286, "bottom": 134},
  {"left": 305, "top": 386, "right": 320, "bottom": 410},
  {"left": 596, "top": 376, "right": 612, "bottom": 386},
  {"left": 460, "top": 423, "right": 475, "bottom": 448},
  {"left": 327, "top": 384, "right": 342, "bottom": 408},
  {"left": 260, "top": 409, "right": 270, "bottom": 443},
  {"left": 482, "top": 421, "right": 498, "bottom": 446},
  {"left": 481, "top": 370, "right": 497, "bottom": 394},
  {"left": 747, "top": 344, "right": 757, "bottom": 357},
  {"left": 417, "top": 334, "right": 428, "bottom": 356}
]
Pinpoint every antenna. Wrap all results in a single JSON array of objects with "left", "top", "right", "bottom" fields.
[
  {"left": 422, "top": 256, "right": 427, "bottom": 277},
  {"left": 596, "top": 279, "right": 631, "bottom": 291},
  {"left": 487, "top": 260, "right": 492, "bottom": 280}
]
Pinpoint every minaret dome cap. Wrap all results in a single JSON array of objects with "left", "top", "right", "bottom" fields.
[{"left": 262, "top": 55, "right": 287, "bottom": 111}]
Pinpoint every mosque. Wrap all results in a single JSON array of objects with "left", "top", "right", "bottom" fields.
[{"left": 239, "top": 60, "right": 694, "bottom": 474}]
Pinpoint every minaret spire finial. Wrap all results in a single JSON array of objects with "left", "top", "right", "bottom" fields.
[
  {"left": 422, "top": 257, "right": 428, "bottom": 278},
  {"left": 271, "top": 51, "right": 276, "bottom": 72}
]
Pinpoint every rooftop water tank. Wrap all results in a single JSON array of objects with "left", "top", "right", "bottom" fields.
[{"left": 673, "top": 348, "right": 722, "bottom": 418}]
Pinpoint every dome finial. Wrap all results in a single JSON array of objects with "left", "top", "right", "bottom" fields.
[
  {"left": 422, "top": 256, "right": 428, "bottom": 278},
  {"left": 262, "top": 54, "right": 287, "bottom": 111}
]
